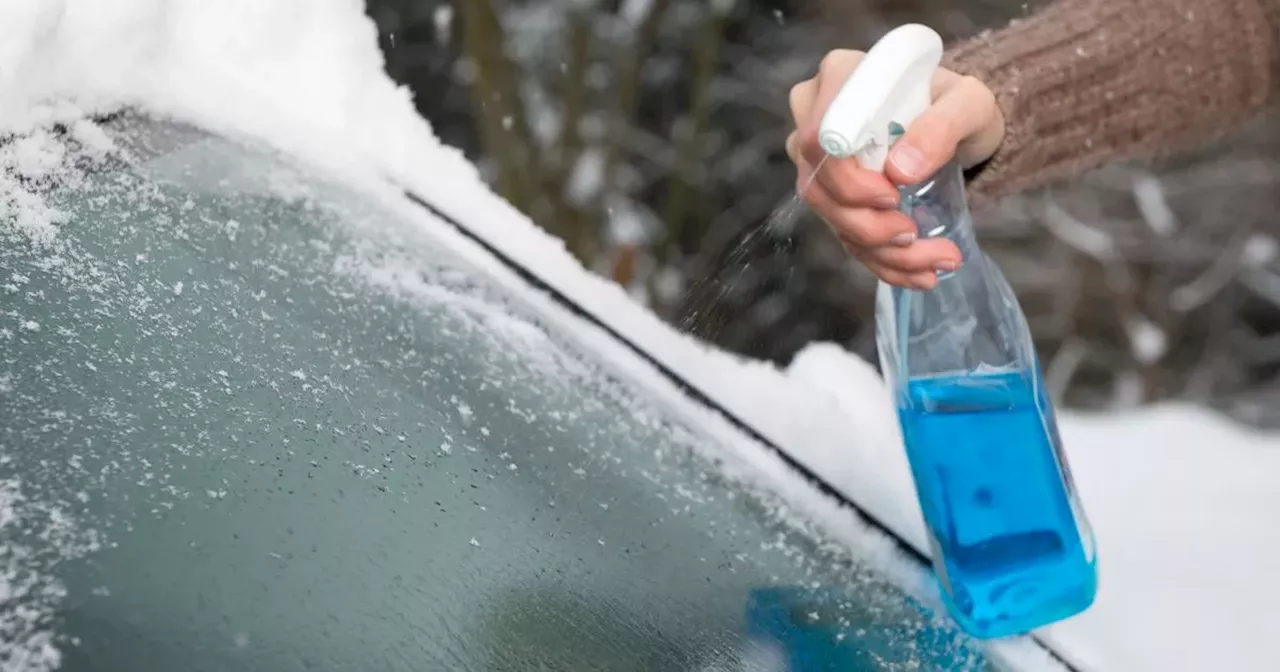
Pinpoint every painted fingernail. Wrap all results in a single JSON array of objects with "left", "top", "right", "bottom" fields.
[
  {"left": 889, "top": 144, "right": 928, "bottom": 179},
  {"left": 934, "top": 260, "right": 959, "bottom": 273},
  {"left": 876, "top": 196, "right": 900, "bottom": 209},
  {"left": 891, "top": 233, "right": 916, "bottom": 246},
  {"left": 910, "top": 275, "right": 936, "bottom": 290}
]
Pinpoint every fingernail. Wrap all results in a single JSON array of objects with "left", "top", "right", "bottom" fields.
[
  {"left": 876, "top": 196, "right": 900, "bottom": 209},
  {"left": 889, "top": 144, "right": 928, "bottom": 179},
  {"left": 909, "top": 275, "right": 936, "bottom": 291},
  {"left": 891, "top": 233, "right": 916, "bottom": 246},
  {"left": 934, "top": 260, "right": 959, "bottom": 273}
]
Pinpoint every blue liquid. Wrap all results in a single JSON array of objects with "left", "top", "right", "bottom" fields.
[{"left": 899, "top": 371, "right": 1096, "bottom": 639}]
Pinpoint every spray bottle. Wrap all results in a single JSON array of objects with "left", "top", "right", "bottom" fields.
[{"left": 817, "top": 24, "right": 1097, "bottom": 639}]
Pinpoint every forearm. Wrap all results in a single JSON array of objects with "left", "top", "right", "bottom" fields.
[{"left": 943, "top": 0, "right": 1279, "bottom": 209}]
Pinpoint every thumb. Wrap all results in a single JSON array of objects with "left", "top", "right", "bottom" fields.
[{"left": 885, "top": 75, "right": 1000, "bottom": 186}]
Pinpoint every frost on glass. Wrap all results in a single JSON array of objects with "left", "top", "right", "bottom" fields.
[{"left": 3, "top": 118, "right": 992, "bottom": 670}]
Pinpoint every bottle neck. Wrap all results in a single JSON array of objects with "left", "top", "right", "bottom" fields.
[{"left": 897, "top": 159, "right": 981, "bottom": 264}]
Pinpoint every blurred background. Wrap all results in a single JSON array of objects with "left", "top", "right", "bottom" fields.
[{"left": 363, "top": 0, "right": 1280, "bottom": 426}]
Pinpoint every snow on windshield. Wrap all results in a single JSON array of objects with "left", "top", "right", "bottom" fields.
[
  {"left": 2, "top": 1, "right": 1278, "bottom": 670},
  {"left": 0, "top": 122, "right": 127, "bottom": 671},
  {"left": 0, "top": 476, "right": 104, "bottom": 672},
  {"left": 0, "top": 122, "right": 117, "bottom": 245},
  {"left": 0, "top": 478, "right": 64, "bottom": 672}
]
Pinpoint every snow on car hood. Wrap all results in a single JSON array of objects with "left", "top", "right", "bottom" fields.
[{"left": 3, "top": 2, "right": 1279, "bottom": 671}]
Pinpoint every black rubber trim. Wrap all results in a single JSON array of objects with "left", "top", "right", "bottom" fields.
[{"left": 399, "top": 189, "right": 1082, "bottom": 672}]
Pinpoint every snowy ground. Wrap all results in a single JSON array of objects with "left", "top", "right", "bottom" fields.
[{"left": 2, "top": 1, "right": 1279, "bottom": 671}]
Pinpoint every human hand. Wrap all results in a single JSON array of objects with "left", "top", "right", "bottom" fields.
[{"left": 786, "top": 49, "right": 1005, "bottom": 290}]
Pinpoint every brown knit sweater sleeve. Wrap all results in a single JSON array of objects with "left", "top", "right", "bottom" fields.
[{"left": 941, "top": 0, "right": 1279, "bottom": 209}]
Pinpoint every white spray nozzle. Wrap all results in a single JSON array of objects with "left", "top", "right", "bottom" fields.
[{"left": 817, "top": 24, "right": 944, "bottom": 172}]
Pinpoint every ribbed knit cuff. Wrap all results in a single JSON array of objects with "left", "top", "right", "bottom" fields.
[{"left": 941, "top": 0, "right": 1276, "bottom": 210}]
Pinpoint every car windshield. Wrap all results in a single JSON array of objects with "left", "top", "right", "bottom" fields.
[{"left": 1, "top": 116, "right": 991, "bottom": 671}]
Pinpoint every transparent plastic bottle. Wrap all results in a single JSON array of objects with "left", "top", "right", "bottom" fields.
[
  {"left": 818, "top": 24, "right": 1098, "bottom": 638},
  {"left": 879, "top": 157, "right": 1097, "bottom": 638}
]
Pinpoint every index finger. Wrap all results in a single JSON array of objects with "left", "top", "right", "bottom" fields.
[{"left": 797, "top": 49, "right": 865, "bottom": 166}]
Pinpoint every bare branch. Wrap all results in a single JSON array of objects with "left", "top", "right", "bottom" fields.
[
  {"left": 460, "top": 0, "right": 540, "bottom": 216},
  {"left": 658, "top": 6, "right": 728, "bottom": 265},
  {"left": 1169, "top": 230, "right": 1269, "bottom": 312},
  {"left": 549, "top": 7, "right": 596, "bottom": 261},
  {"left": 601, "top": 0, "right": 671, "bottom": 198}
]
